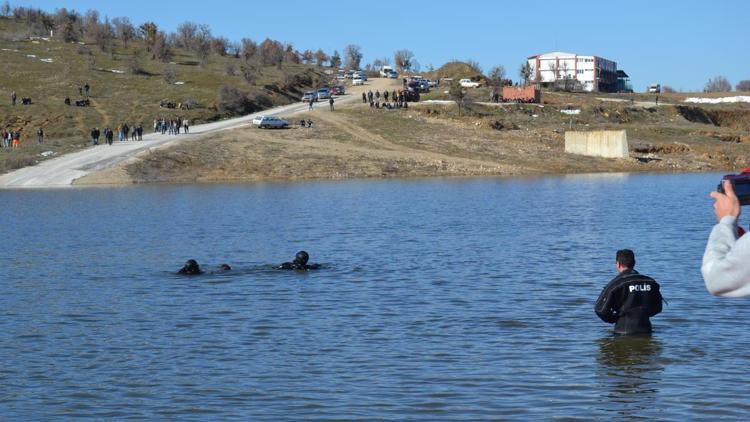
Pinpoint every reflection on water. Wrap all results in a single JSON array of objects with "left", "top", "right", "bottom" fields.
[
  {"left": 2, "top": 173, "right": 750, "bottom": 419},
  {"left": 597, "top": 335, "right": 663, "bottom": 416}
]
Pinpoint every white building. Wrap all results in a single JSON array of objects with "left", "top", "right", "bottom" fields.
[{"left": 527, "top": 51, "right": 618, "bottom": 92}]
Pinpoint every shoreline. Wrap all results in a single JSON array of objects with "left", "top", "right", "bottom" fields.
[{"left": 72, "top": 165, "right": 728, "bottom": 188}]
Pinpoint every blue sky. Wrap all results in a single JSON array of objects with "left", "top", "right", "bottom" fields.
[{"left": 16, "top": 0, "right": 750, "bottom": 92}]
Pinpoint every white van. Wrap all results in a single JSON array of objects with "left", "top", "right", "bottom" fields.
[{"left": 379, "top": 65, "right": 393, "bottom": 77}]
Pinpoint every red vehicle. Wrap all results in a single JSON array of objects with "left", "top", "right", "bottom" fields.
[{"left": 331, "top": 85, "right": 346, "bottom": 95}]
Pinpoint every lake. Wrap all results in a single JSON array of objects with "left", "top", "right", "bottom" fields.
[{"left": 2, "top": 173, "right": 749, "bottom": 420}]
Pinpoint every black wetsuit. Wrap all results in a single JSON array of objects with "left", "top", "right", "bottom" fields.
[
  {"left": 595, "top": 269, "right": 663, "bottom": 335},
  {"left": 278, "top": 262, "right": 320, "bottom": 271}
]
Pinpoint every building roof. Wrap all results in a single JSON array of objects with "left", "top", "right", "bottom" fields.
[{"left": 616, "top": 70, "right": 629, "bottom": 78}]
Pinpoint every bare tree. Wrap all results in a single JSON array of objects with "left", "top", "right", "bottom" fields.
[
  {"left": 92, "top": 17, "right": 115, "bottom": 52},
  {"left": 152, "top": 31, "right": 172, "bottom": 62},
  {"left": 343, "top": 44, "right": 362, "bottom": 70},
  {"left": 283, "top": 43, "right": 300, "bottom": 64},
  {"left": 1, "top": 1, "right": 11, "bottom": 17},
  {"left": 329, "top": 50, "right": 341, "bottom": 68},
  {"left": 394, "top": 49, "right": 415, "bottom": 72},
  {"left": 449, "top": 80, "right": 466, "bottom": 116},
  {"left": 241, "top": 62, "right": 260, "bottom": 84},
  {"left": 736, "top": 80, "right": 750, "bottom": 92},
  {"left": 259, "top": 38, "right": 284, "bottom": 66},
  {"left": 547, "top": 61, "right": 559, "bottom": 82},
  {"left": 82, "top": 9, "right": 99, "bottom": 39},
  {"left": 301, "top": 49, "right": 314, "bottom": 64},
  {"left": 176, "top": 21, "right": 198, "bottom": 50},
  {"left": 112, "top": 17, "right": 135, "bottom": 47},
  {"left": 227, "top": 41, "right": 240, "bottom": 58},
  {"left": 488, "top": 65, "right": 506, "bottom": 87},
  {"left": 519, "top": 62, "right": 532, "bottom": 84},
  {"left": 704, "top": 76, "right": 732, "bottom": 92},
  {"left": 163, "top": 66, "right": 177, "bottom": 84},
  {"left": 662, "top": 85, "right": 676, "bottom": 93},
  {"left": 211, "top": 37, "right": 228, "bottom": 56},
  {"left": 314, "top": 49, "right": 328, "bottom": 66},
  {"left": 241, "top": 38, "right": 257, "bottom": 61},
  {"left": 466, "top": 59, "right": 482, "bottom": 74},
  {"left": 139, "top": 21, "right": 158, "bottom": 51}
]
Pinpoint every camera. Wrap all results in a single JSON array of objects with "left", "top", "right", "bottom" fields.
[{"left": 718, "top": 168, "right": 750, "bottom": 205}]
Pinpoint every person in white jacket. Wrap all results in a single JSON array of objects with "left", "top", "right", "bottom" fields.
[{"left": 702, "top": 180, "right": 750, "bottom": 297}]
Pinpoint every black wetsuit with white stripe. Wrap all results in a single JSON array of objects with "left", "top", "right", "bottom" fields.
[{"left": 595, "top": 269, "right": 663, "bottom": 335}]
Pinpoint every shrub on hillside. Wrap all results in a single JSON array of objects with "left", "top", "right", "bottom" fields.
[
  {"left": 736, "top": 80, "right": 750, "bottom": 92},
  {"left": 163, "top": 66, "right": 177, "bottom": 84},
  {"left": 704, "top": 76, "right": 732, "bottom": 93},
  {"left": 217, "top": 85, "right": 254, "bottom": 115}
]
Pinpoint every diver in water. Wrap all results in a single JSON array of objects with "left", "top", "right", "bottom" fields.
[
  {"left": 217, "top": 264, "right": 232, "bottom": 272},
  {"left": 178, "top": 259, "right": 203, "bottom": 275},
  {"left": 595, "top": 249, "right": 664, "bottom": 335},
  {"left": 278, "top": 251, "right": 320, "bottom": 271}
]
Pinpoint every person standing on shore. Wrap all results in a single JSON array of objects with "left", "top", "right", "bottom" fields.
[
  {"left": 329, "top": 96, "right": 334, "bottom": 111},
  {"left": 37, "top": 128, "right": 44, "bottom": 144},
  {"left": 11, "top": 91, "right": 17, "bottom": 106},
  {"left": 309, "top": 96, "right": 315, "bottom": 111}
]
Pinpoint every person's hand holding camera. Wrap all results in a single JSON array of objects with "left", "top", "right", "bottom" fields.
[{"left": 710, "top": 180, "right": 741, "bottom": 222}]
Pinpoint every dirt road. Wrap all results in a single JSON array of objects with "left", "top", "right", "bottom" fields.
[{"left": 0, "top": 78, "right": 400, "bottom": 189}]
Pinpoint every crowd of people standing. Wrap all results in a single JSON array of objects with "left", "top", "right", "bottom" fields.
[{"left": 361, "top": 89, "right": 409, "bottom": 110}]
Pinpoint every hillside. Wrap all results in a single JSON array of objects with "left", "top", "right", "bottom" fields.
[
  {"left": 0, "top": 17, "right": 328, "bottom": 174},
  {"left": 424, "top": 61, "right": 484, "bottom": 82}
]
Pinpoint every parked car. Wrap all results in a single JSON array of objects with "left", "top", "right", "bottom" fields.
[
  {"left": 316, "top": 88, "right": 331, "bottom": 99},
  {"left": 353, "top": 71, "right": 367, "bottom": 81},
  {"left": 387, "top": 70, "right": 399, "bottom": 79},
  {"left": 301, "top": 91, "right": 318, "bottom": 102},
  {"left": 331, "top": 85, "right": 346, "bottom": 95},
  {"left": 379, "top": 65, "right": 393, "bottom": 77},
  {"left": 647, "top": 84, "right": 661, "bottom": 93},
  {"left": 460, "top": 78, "right": 481, "bottom": 88},
  {"left": 352, "top": 76, "right": 364, "bottom": 86},
  {"left": 252, "top": 116, "right": 289, "bottom": 129}
]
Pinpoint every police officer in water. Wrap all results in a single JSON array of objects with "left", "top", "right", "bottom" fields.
[{"left": 595, "top": 249, "right": 664, "bottom": 335}]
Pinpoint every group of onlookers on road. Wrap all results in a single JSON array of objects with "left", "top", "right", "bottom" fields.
[
  {"left": 154, "top": 118, "right": 190, "bottom": 135},
  {"left": 91, "top": 124, "right": 144, "bottom": 146},
  {"left": 362, "top": 89, "right": 409, "bottom": 110},
  {"left": 89, "top": 118, "right": 191, "bottom": 146}
]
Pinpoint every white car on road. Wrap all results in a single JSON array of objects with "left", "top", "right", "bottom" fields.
[
  {"left": 460, "top": 78, "right": 481, "bottom": 88},
  {"left": 252, "top": 116, "right": 289, "bottom": 129}
]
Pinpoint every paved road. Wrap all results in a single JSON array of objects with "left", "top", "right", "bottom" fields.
[{"left": 0, "top": 89, "right": 370, "bottom": 189}]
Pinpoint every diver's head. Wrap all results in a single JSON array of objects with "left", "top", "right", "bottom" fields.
[
  {"left": 184, "top": 259, "right": 200, "bottom": 272},
  {"left": 294, "top": 250, "right": 309, "bottom": 265},
  {"left": 219, "top": 264, "right": 231, "bottom": 271}
]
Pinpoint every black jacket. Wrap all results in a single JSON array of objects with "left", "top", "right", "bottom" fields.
[{"left": 595, "top": 269, "right": 663, "bottom": 335}]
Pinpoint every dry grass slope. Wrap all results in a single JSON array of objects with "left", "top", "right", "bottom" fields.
[{"left": 0, "top": 17, "right": 328, "bottom": 174}]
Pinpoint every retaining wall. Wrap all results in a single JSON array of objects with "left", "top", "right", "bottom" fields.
[{"left": 564, "top": 130, "right": 629, "bottom": 158}]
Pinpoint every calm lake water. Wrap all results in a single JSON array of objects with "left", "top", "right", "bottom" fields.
[{"left": 2, "top": 173, "right": 749, "bottom": 420}]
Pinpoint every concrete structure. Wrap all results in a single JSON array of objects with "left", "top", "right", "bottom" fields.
[
  {"left": 528, "top": 52, "right": 618, "bottom": 92},
  {"left": 564, "top": 130, "right": 629, "bottom": 158}
]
